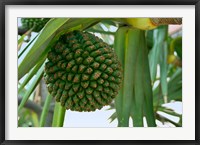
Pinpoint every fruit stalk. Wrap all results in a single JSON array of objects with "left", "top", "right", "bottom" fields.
[{"left": 52, "top": 102, "right": 66, "bottom": 127}]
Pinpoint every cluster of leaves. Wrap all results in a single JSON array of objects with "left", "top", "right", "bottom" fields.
[
  {"left": 108, "top": 26, "right": 182, "bottom": 127},
  {"left": 18, "top": 18, "right": 182, "bottom": 127}
]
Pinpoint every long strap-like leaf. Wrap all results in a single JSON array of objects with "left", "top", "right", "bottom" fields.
[{"left": 114, "top": 27, "right": 128, "bottom": 127}]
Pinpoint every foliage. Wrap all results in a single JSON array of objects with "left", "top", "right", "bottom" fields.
[{"left": 18, "top": 18, "right": 182, "bottom": 127}]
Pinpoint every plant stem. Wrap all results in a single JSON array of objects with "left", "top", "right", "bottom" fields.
[
  {"left": 52, "top": 102, "right": 66, "bottom": 127},
  {"left": 39, "top": 94, "right": 53, "bottom": 127}
]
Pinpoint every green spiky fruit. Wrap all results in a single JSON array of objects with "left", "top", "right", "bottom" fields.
[
  {"left": 21, "top": 18, "right": 50, "bottom": 32},
  {"left": 44, "top": 30, "right": 122, "bottom": 112}
]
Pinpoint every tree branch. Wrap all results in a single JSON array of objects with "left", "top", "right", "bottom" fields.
[
  {"left": 18, "top": 97, "right": 42, "bottom": 116},
  {"left": 150, "top": 18, "right": 182, "bottom": 25}
]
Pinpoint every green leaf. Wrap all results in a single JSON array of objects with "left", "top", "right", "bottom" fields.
[
  {"left": 153, "top": 69, "right": 182, "bottom": 106},
  {"left": 157, "top": 106, "right": 181, "bottom": 117},
  {"left": 156, "top": 113, "right": 181, "bottom": 127},
  {"left": 101, "top": 19, "right": 117, "bottom": 27},
  {"left": 146, "top": 30, "right": 154, "bottom": 50},
  {"left": 174, "top": 37, "right": 182, "bottom": 59},
  {"left": 121, "top": 28, "right": 140, "bottom": 127},
  {"left": 159, "top": 26, "right": 169, "bottom": 103},
  {"left": 168, "top": 89, "right": 182, "bottom": 101},
  {"left": 113, "top": 27, "right": 128, "bottom": 127},
  {"left": 54, "top": 18, "right": 101, "bottom": 42},
  {"left": 18, "top": 63, "right": 45, "bottom": 112},
  {"left": 18, "top": 28, "right": 33, "bottom": 46},
  {"left": 39, "top": 94, "right": 53, "bottom": 127},
  {"left": 31, "top": 111, "right": 39, "bottom": 127},
  {"left": 130, "top": 30, "right": 145, "bottom": 127},
  {"left": 18, "top": 33, "right": 39, "bottom": 59},
  {"left": 160, "top": 43, "right": 168, "bottom": 101},
  {"left": 170, "top": 36, "right": 182, "bottom": 59},
  {"left": 108, "top": 112, "right": 117, "bottom": 123},
  {"left": 149, "top": 26, "right": 168, "bottom": 82},
  {"left": 18, "top": 18, "right": 69, "bottom": 80},
  {"left": 18, "top": 57, "right": 46, "bottom": 93},
  {"left": 142, "top": 32, "right": 156, "bottom": 127},
  {"left": 168, "top": 68, "right": 182, "bottom": 85}
]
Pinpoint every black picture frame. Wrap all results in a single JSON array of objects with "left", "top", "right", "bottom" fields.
[{"left": 0, "top": 0, "right": 199, "bottom": 145}]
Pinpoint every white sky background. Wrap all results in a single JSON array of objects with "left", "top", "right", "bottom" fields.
[{"left": 18, "top": 18, "right": 182, "bottom": 128}]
